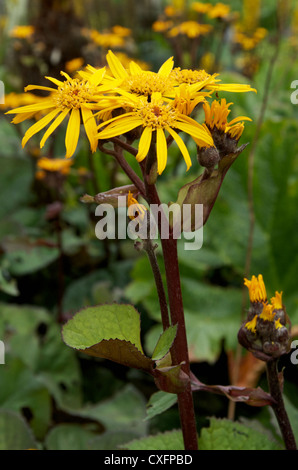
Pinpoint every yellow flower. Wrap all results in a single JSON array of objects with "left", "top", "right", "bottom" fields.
[
  {"left": 244, "top": 274, "right": 267, "bottom": 303},
  {"left": 208, "top": 3, "right": 230, "bottom": 19},
  {"left": 245, "top": 314, "right": 258, "bottom": 333},
  {"left": 170, "top": 67, "right": 257, "bottom": 94},
  {"left": 97, "top": 91, "right": 214, "bottom": 175},
  {"left": 127, "top": 191, "right": 147, "bottom": 221},
  {"left": 90, "top": 30, "right": 125, "bottom": 48},
  {"left": 65, "top": 57, "right": 85, "bottom": 74},
  {"left": 37, "top": 157, "right": 73, "bottom": 174},
  {"left": 168, "top": 21, "right": 212, "bottom": 38},
  {"left": 271, "top": 291, "right": 283, "bottom": 310},
  {"left": 152, "top": 20, "right": 174, "bottom": 33},
  {"left": 191, "top": 2, "right": 213, "bottom": 15},
  {"left": 10, "top": 25, "right": 35, "bottom": 39},
  {"left": 203, "top": 98, "right": 252, "bottom": 140},
  {"left": 6, "top": 67, "right": 109, "bottom": 158},
  {"left": 105, "top": 50, "right": 176, "bottom": 98}
]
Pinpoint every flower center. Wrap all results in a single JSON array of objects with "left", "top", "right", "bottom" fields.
[
  {"left": 133, "top": 98, "right": 179, "bottom": 130},
  {"left": 171, "top": 67, "right": 211, "bottom": 85},
  {"left": 54, "top": 79, "right": 96, "bottom": 109},
  {"left": 122, "top": 72, "right": 174, "bottom": 97}
]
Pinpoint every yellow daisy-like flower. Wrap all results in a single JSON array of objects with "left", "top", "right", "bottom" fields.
[
  {"left": 203, "top": 98, "right": 252, "bottom": 140},
  {"left": 244, "top": 274, "right": 267, "bottom": 303},
  {"left": 97, "top": 91, "right": 214, "bottom": 175},
  {"left": 6, "top": 67, "right": 109, "bottom": 158},
  {"left": 105, "top": 50, "right": 176, "bottom": 98},
  {"left": 170, "top": 67, "right": 256, "bottom": 94},
  {"left": 152, "top": 20, "right": 174, "bottom": 33},
  {"left": 191, "top": 2, "right": 213, "bottom": 15},
  {"left": 10, "top": 25, "right": 35, "bottom": 39},
  {"left": 168, "top": 21, "right": 212, "bottom": 38},
  {"left": 208, "top": 3, "right": 231, "bottom": 19},
  {"left": 37, "top": 157, "right": 74, "bottom": 173}
]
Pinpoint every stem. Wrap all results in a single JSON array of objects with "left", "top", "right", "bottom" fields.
[
  {"left": 142, "top": 238, "right": 170, "bottom": 331},
  {"left": 161, "top": 236, "right": 198, "bottom": 451},
  {"left": 144, "top": 181, "right": 198, "bottom": 451},
  {"left": 266, "top": 359, "right": 297, "bottom": 450},
  {"left": 98, "top": 141, "right": 146, "bottom": 197}
]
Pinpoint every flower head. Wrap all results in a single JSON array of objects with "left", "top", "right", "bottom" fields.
[
  {"left": 97, "top": 91, "right": 214, "bottom": 175},
  {"left": 239, "top": 275, "right": 290, "bottom": 361},
  {"left": 204, "top": 98, "right": 252, "bottom": 141},
  {"left": 244, "top": 274, "right": 267, "bottom": 304},
  {"left": 6, "top": 67, "right": 109, "bottom": 158}
]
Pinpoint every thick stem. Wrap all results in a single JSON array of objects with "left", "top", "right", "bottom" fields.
[
  {"left": 266, "top": 359, "right": 297, "bottom": 450},
  {"left": 161, "top": 236, "right": 198, "bottom": 451},
  {"left": 144, "top": 181, "right": 198, "bottom": 451}
]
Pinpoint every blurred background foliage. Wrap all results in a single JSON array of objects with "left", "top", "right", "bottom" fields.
[{"left": 0, "top": 0, "right": 298, "bottom": 450}]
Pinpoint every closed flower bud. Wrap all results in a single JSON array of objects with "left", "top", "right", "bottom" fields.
[{"left": 197, "top": 145, "right": 220, "bottom": 169}]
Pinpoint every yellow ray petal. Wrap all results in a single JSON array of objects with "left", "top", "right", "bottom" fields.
[
  {"left": 40, "top": 109, "right": 69, "bottom": 148},
  {"left": 136, "top": 126, "right": 152, "bottom": 162},
  {"left": 166, "top": 126, "right": 192, "bottom": 171},
  {"left": 106, "top": 50, "right": 128, "bottom": 80},
  {"left": 81, "top": 106, "right": 98, "bottom": 153},
  {"left": 44, "top": 76, "right": 65, "bottom": 87},
  {"left": 65, "top": 108, "right": 81, "bottom": 158},
  {"left": 129, "top": 61, "right": 143, "bottom": 76},
  {"left": 156, "top": 128, "right": 168, "bottom": 175},
  {"left": 24, "top": 85, "right": 55, "bottom": 93},
  {"left": 209, "top": 84, "right": 257, "bottom": 93},
  {"left": 175, "top": 120, "right": 214, "bottom": 147},
  {"left": 6, "top": 101, "right": 55, "bottom": 114},
  {"left": 22, "top": 108, "right": 61, "bottom": 147},
  {"left": 158, "top": 57, "right": 174, "bottom": 76},
  {"left": 98, "top": 118, "right": 143, "bottom": 139}
]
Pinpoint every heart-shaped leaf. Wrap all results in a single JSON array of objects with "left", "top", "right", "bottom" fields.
[{"left": 62, "top": 303, "right": 154, "bottom": 371}]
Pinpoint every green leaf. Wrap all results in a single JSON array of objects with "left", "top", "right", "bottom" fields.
[
  {"left": 123, "top": 429, "right": 186, "bottom": 450},
  {"left": 62, "top": 303, "right": 154, "bottom": 371},
  {"left": 0, "top": 410, "right": 37, "bottom": 450},
  {"left": 0, "top": 358, "right": 51, "bottom": 439},
  {"left": 66, "top": 384, "right": 148, "bottom": 436},
  {"left": 151, "top": 325, "right": 177, "bottom": 361},
  {"left": 198, "top": 418, "right": 280, "bottom": 450},
  {"left": 45, "top": 424, "right": 97, "bottom": 450},
  {"left": 145, "top": 391, "right": 177, "bottom": 421}
]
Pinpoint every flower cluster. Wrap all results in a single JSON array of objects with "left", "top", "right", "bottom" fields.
[
  {"left": 238, "top": 275, "right": 290, "bottom": 361},
  {"left": 6, "top": 50, "right": 256, "bottom": 176}
]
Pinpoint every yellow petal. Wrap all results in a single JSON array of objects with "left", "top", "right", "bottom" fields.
[
  {"left": 175, "top": 119, "right": 214, "bottom": 147},
  {"left": 65, "top": 108, "right": 81, "bottom": 158},
  {"left": 98, "top": 118, "right": 142, "bottom": 139},
  {"left": 129, "top": 61, "right": 143, "bottom": 76},
  {"left": 6, "top": 101, "right": 55, "bottom": 114},
  {"left": 156, "top": 128, "right": 167, "bottom": 175},
  {"left": 166, "top": 126, "right": 192, "bottom": 171},
  {"left": 106, "top": 50, "right": 128, "bottom": 80},
  {"left": 22, "top": 108, "right": 60, "bottom": 147},
  {"left": 158, "top": 57, "right": 174, "bottom": 76},
  {"left": 81, "top": 106, "right": 98, "bottom": 153},
  {"left": 40, "top": 109, "right": 69, "bottom": 148},
  {"left": 136, "top": 127, "right": 152, "bottom": 162}
]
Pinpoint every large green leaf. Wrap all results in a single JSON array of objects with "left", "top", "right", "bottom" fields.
[
  {"left": 198, "top": 417, "right": 281, "bottom": 450},
  {"left": 123, "top": 429, "right": 186, "bottom": 450},
  {"left": 62, "top": 303, "right": 154, "bottom": 371},
  {"left": 0, "top": 409, "right": 37, "bottom": 450}
]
